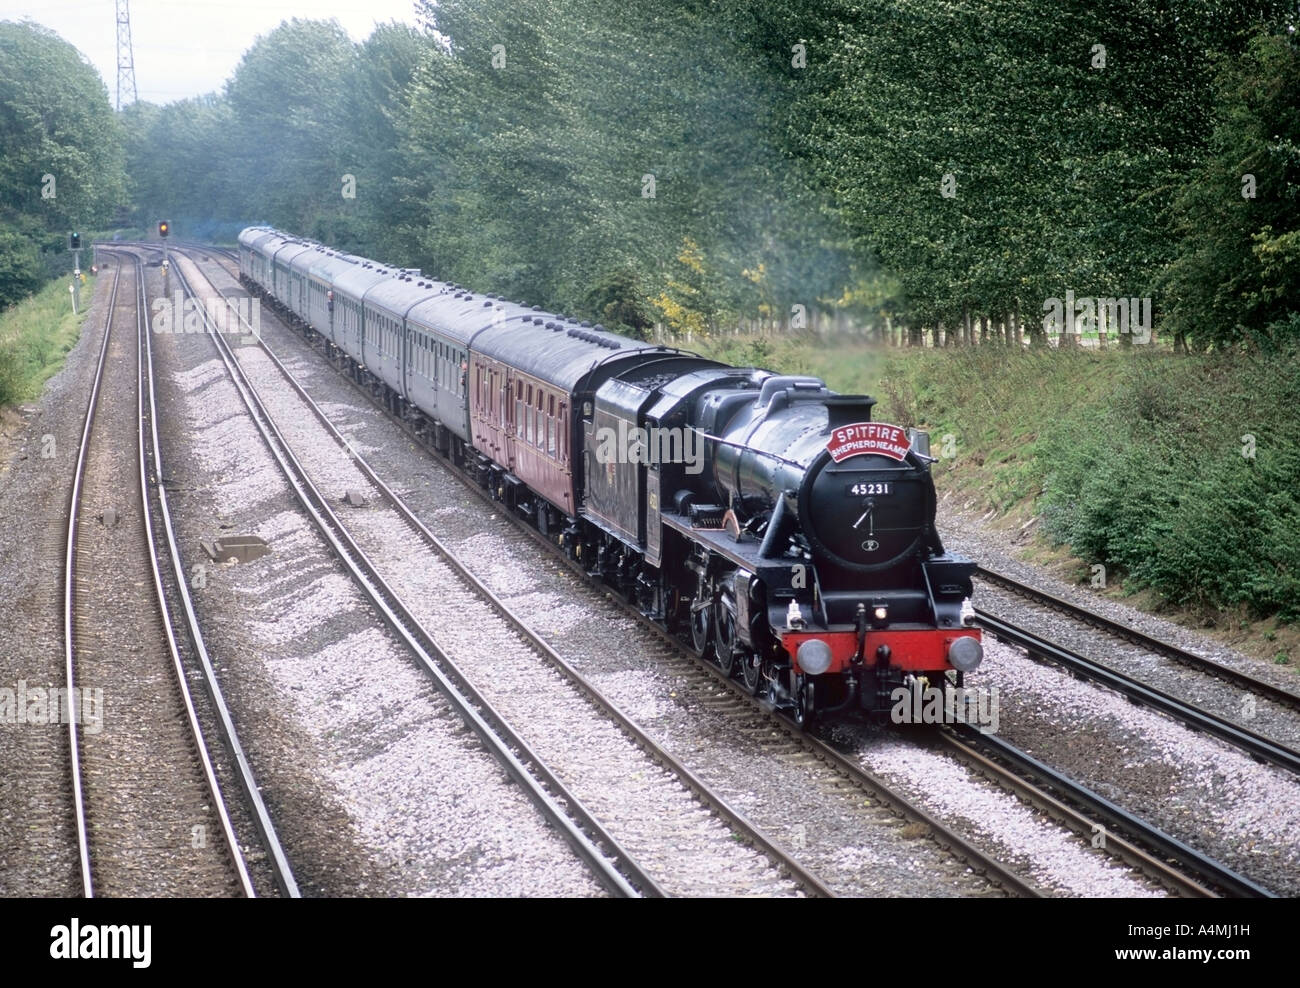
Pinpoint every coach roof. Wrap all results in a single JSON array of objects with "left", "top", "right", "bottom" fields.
[{"left": 471, "top": 314, "right": 665, "bottom": 392}]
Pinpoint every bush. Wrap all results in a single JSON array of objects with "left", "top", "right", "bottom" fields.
[
  {"left": 0, "top": 228, "right": 45, "bottom": 309},
  {"left": 1038, "top": 349, "right": 1300, "bottom": 621}
]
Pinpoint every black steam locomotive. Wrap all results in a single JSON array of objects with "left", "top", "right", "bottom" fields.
[{"left": 239, "top": 227, "right": 983, "bottom": 726}]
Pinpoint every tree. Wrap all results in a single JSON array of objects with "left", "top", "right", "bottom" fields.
[
  {"left": 224, "top": 19, "right": 359, "bottom": 237},
  {"left": 1162, "top": 27, "right": 1300, "bottom": 349},
  {"left": 0, "top": 19, "right": 124, "bottom": 294}
]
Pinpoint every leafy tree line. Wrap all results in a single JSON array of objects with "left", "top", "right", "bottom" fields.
[
  {"left": 0, "top": 21, "right": 124, "bottom": 308},
  {"left": 11, "top": 3, "right": 1294, "bottom": 349}
]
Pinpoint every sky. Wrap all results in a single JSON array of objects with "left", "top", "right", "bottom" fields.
[{"left": 0, "top": 0, "right": 425, "bottom": 105}]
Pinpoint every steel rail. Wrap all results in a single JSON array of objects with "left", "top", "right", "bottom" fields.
[
  {"left": 63, "top": 257, "right": 122, "bottom": 897},
  {"left": 975, "top": 566, "right": 1300, "bottom": 713},
  {"left": 976, "top": 608, "right": 1300, "bottom": 778},
  {"left": 943, "top": 726, "right": 1274, "bottom": 898},
  {"left": 124, "top": 248, "right": 301, "bottom": 896}
]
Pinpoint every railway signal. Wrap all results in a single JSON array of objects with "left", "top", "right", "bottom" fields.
[
  {"left": 158, "top": 220, "right": 170, "bottom": 238},
  {"left": 68, "top": 232, "right": 83, "bottom": 312}
]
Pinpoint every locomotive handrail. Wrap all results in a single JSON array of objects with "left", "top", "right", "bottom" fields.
[{"left": 687, "top": 426, "right": 808, "bottom": 470}]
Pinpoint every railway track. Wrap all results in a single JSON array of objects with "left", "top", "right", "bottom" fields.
[
  {"left": 936, "top": 727, "right": 1273, "bottom": 897},
  {"left": 63, "top": 250, "right": 294, "bottom": 897},
  {"left": 163, "top": 249, "right": 675, "bottom": 898},
  {"left": 976, "top": 566, "right": 1300, "bottom": 714},
  {"left": 178, "top": 244, "right": 1243, "bottom": 898},
  {"left": 973, "top": 608, "right": 1300, "bottom": 777},
  {"left": 170, "top": 243, "right": 1044, "bottom": 897}
]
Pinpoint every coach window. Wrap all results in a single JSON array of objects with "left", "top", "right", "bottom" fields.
[{"left": 547, "top": 396, "right": 556, "bottom": 456}]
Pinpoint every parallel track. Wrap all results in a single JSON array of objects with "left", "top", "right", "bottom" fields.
[
  {"left": 976, "top": 566, "right": 1300, "bottom": 713},
  {"left": 126, "top": 249, "right": 300, "bottom": 897},
  {"left": 166, "top": 250, "right": 664, "bottom": 898},
  {"left": 936, "top": 729, "right": 1270, "bottom": 897},
  {"left": 974, "top": 609, "right": 1300, "bottom": 778},
  {"left": 64, "top": 250, "right": 292, "bottom": 897}
]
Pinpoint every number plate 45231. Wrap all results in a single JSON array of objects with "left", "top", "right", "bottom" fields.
[{"left": 847, "top": 482, "right": 890, "bottom": 496}]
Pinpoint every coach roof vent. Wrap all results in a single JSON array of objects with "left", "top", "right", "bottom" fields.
[{"left": 483, "top": 300, "right": 492, "bottom": 307}]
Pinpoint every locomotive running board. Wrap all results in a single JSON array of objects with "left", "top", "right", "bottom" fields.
[{"left": 661, "top": 511, "right": 770, "bottom": 573}]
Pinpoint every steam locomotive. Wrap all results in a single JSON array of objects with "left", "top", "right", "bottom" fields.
[{"left": 238, "top": 226, "right": 983, "bottom": 726}]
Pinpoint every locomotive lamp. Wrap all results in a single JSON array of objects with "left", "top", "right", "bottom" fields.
[
  {"left": 786, "top": 599, "right": 805, "bottom": 630},
  {"left": 797, "top": 639, "right": 833, "bottom": 676},
  {"left": 871, "top": 603, "right": 889, "bottom": 628},
  {"left": 947, "top": 636, "right": 983, "bottom": 672}
]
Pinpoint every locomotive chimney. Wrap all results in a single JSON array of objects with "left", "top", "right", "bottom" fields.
[{"left": 823, "top": 395, "right": 878, "bottom": 433}]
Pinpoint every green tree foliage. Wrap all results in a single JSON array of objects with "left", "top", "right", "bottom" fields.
[
  {"left": 0, "top": 225, "right": 44, "bottom": 308},
  {"left": 400, "top": 0, "right": 861, "bottom": 333},
  {"left": 795, "top": 1, "right": 1288, "bottom": 337},
  {"left": 345, "top": 22, "right": 427, "bottom": 260},
  {"left": 110, "top": 3, "right": 1298, "bottom": 347},
  {"left": 1162, "top": 28, "right": 1300, "bottom": 349},
  {"left": 0, "top": 20, "right": 124, "bottom": 305},
  {"left": 224, "top": 18, "right": 360, "bottom": 241},
  {"left": 122, "top": 95, "right": 239, "bottom": 239}
]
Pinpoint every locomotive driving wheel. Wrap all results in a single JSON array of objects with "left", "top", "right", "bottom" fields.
[
  {"left": 689, "top": 577, "right": 715, "bottom": 659},
  {"left": 714, "top": 597, "right": 738, "bottom": 677},
  {"left": 740, "top": 651, "right": 763, "bottom": 695},
  {"left": 793, "top": 679, "right": 816, "bottom": 729}
]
